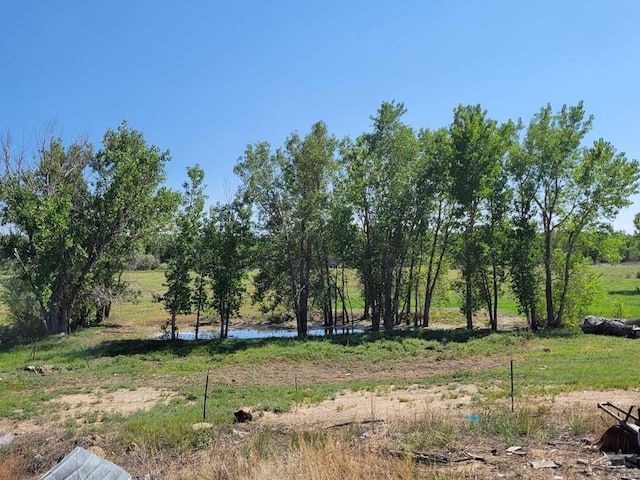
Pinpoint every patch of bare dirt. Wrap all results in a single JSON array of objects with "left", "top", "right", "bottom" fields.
[
  {"left": 49, "top": 387, "right": 174, "bottom": 417},
  {"left": 553, "top": 388, "right": 640, "bottom": 408},
  {"left": 6, "top": 387, "right": 175, "bottom": 436},
  {"left": 254, "top": 385, "right": 635, "bottom": 480},
  {"left": 260, "top": 384, "right": 478, "bottom": 429}
]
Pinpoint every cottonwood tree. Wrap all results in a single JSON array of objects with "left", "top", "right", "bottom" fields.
[
  {"left": 341, "top": 102, "right": 420, "bottom": 331},
  {"left": 235, "top": 122, "right": 337, "bottom": 337},
  {"left": 415, "top": 127, "right": 456, "bottom": 327},
  {"left": 159, "top": 165, "right": 206, "bottom": 340},
  {"left": 507, "top": 142, "right": 541, "bottom": 330},
  {"left": 518, "top": 102, "right": 640, "bottom": 327},
  {"left": 449, "top": 105, "right": 515, "bottom": 329},
  {"left": 202, "top": 200, "right": 251, "bottom": 338},
  {"left": 0, "top": 122, "right": 175, "bottom": 334}
]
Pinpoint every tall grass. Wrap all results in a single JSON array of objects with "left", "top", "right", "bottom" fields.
[{"left": 161, "top": 430, "right": 421, "bottom": 480}]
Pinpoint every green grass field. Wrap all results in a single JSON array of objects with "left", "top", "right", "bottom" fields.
[
  {"left": 2, "top": 263, "right": 640, "bottom": 478},
  {"left": 118, "top": 262, "right": 640, "bottom": 330},
  {"left": 591, "top": 262, "right": 640, "bottom": 317}
]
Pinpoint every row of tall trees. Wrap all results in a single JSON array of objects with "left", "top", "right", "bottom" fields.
[
  {"left": 236, "top": 101, "right": 639, "bottom": 335},
  {"left": 1, "top": 102, "right": 637, "bottom": 338}
]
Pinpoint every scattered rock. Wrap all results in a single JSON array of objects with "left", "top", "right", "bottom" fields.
[
  {"left": 506, "top": 446, "right": 525, "bottom": 455},
  {"left": 610, "top": 453, "right": 640, "bottom": 468},
  {"left": 234, "top": 409, "right": 253, "bottom": 423},
  {"left": 530, "top": 459, "right": 562, "bottom": 469},
  {"left": 126, "top": 442, "right": 139, "bottom": 454},
  {"left": 0, "top": 432, "right": 16, "bottom": 447}
]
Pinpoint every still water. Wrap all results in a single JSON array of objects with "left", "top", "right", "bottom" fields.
[{"left": 173, "top": 327, "right": 364, "bottom": 340}]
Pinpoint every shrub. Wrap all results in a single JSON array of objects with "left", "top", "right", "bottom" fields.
[
  {"left": 0, "top": 268, "right": 46, "bottom": 341},
  {"left": 128, "top": 252, "right": 161, "bottom": 270}
]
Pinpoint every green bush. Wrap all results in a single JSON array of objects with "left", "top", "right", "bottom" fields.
[
  {"left": 128, "top": 252, "right": 161, "bottom": 270},
  {"left": 0, "top": 268, "right": 45, "bottom": 341}
]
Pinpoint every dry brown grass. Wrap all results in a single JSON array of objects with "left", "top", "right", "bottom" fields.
[
  {"left": 0, "top": 456, "right": 20, "bottom": 480},
  {"left": 161, "top": 431, "right": 444, "bottom": 480}
]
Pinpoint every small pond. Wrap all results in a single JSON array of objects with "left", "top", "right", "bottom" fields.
[{"left": 170, "top": 326, "right": 364, "bottom": 341}]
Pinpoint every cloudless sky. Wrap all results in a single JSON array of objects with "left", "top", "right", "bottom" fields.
[{"left": 2, "top": 1, "right": 639, "bottom": 230}]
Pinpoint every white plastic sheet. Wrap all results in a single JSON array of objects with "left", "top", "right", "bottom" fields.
[{"left": 40, "top": 446, "right": 131, "bottom": 480}]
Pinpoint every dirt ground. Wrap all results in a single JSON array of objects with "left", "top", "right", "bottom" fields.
[
  {"left": 3, "top": 383, "right": 638, "bottom": 479},
  {"left": 2, "top": 316, "right": 640, "bottom": 479}
]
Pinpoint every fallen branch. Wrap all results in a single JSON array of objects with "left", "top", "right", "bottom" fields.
[
  {"left": 388, "top": 449, "right": 451, "bottom": 464},
  {"left": 324, "top": 419, "right": 384, "bottom": 429}
]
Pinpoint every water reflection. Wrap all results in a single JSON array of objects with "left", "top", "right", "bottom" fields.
[{"left": 173, "top": 327, "right": 364, "bottom": 341}]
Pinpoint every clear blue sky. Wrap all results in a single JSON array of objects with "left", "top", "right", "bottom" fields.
[{"left": 2, "top": 1, "right": 639, "bottom": 230}]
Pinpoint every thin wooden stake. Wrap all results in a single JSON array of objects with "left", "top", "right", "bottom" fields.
[
  {"left": 371, "top": 392, "right": 375, "bottom": 419},
  {"left": 510, "top": 357, "right": 514, "bottom": 413},
  {"left": 203, "top": 368, "right": 210, "bottom": 422},
  {"left": 295, "top": 373, "right": 298, "bottom": 413}
]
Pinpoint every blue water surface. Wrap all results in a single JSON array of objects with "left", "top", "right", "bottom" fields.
[{"left": 174, "top": 327, "right": 364, "bottom": 341}]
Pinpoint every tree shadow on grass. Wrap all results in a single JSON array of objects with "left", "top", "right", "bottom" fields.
[
  {"left": 534, "top": 327, "right": 581, "bottom": 339},
  {"left": 81, "top": 326, "right": 500, "bottom": 361},
  {"left": 608, "top": 290, "right": 640, "bottom": 296}
]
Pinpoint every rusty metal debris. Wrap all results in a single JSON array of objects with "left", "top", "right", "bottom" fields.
[{"left": 597, "top": 402, "right": 640, "bottom": 459}]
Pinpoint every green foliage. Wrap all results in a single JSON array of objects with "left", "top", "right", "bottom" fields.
[
  {"left": 203, "top": 200, "right": 251, "bottom": 337},
  {"left": 518, "top": 102, "right": 640, "bottom": 327},
  {"left": 127, "top": 252, "right": 161, "bottom": 270},
  {"left": 448, "top": 104, "right": 516, "bottom": 329},
  {"left": 402, "top": 411, "right": 456, "bottom": 450},
  {"left": 0, "top": 122, "right": 176, "bottom": 335},
  {"left": 0, "top": 262, "right": 45, "bottom": 340},
  {"left": 340, "top": 102, "right": 424, "bottom": 331},
  {"left": 551, "top": 253, "right": 604, "bottom": 327},
  {"left": 235, "top": 122, "right": 338, "bottom": 336},
  {"left": 158, "top": 165, "right": 206, "bottom": 339}
]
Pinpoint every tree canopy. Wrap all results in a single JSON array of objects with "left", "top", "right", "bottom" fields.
[
  {"left": 2, "top": 101, "right": 638, "bottom": 338},
  {"left": 0, "top": 122, "right": 177, "bottom": 334}
]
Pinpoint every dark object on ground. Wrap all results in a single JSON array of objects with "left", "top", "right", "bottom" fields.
[
  {"left": 234, "top": 409, "right": 252, "bottom": 423},
  {"left": 597, "top": 402, "right": 640, "bottom": 455},
  {"left": 581, "top": 316, "right": 640, "bottom": 338},
  {"left": 24, "top": 365, "right": 44, "bottom": 374},
  {"left": 610, "top": 453, "right": 640, "bottom": 468}
]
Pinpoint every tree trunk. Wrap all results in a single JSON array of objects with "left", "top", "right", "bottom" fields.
[
  {"left": 371, "top": 301, "right": 381, "bottom": 331},
  {"left": 543, "top": 220, "right": 556, "bottom": 327},
  {"left": 170, "top": 310, "right": 177, "bottom": 340},
  {"left": 298, "top": 233, "right": 311, "bottom": 337},
  {"left": 220, "top": 305, "right": 229, "bottom": 339},
  {"left": 44, "top": 302, "right": 71, "bottom": 334},
  {"left": 492, "top": 262, "right": 498, "bottom": 331},
  {"left": 530, "top": 302, "right": 538, "bottom": 332},
  {"left": 465, "top": 272, "right": 473, "bottom": 329},
  {"left": 383, "top": 251, "right": 394, "bottom": 331},
  {"left": 422, "top": 291, "right": 433, "bottom": 328}
]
